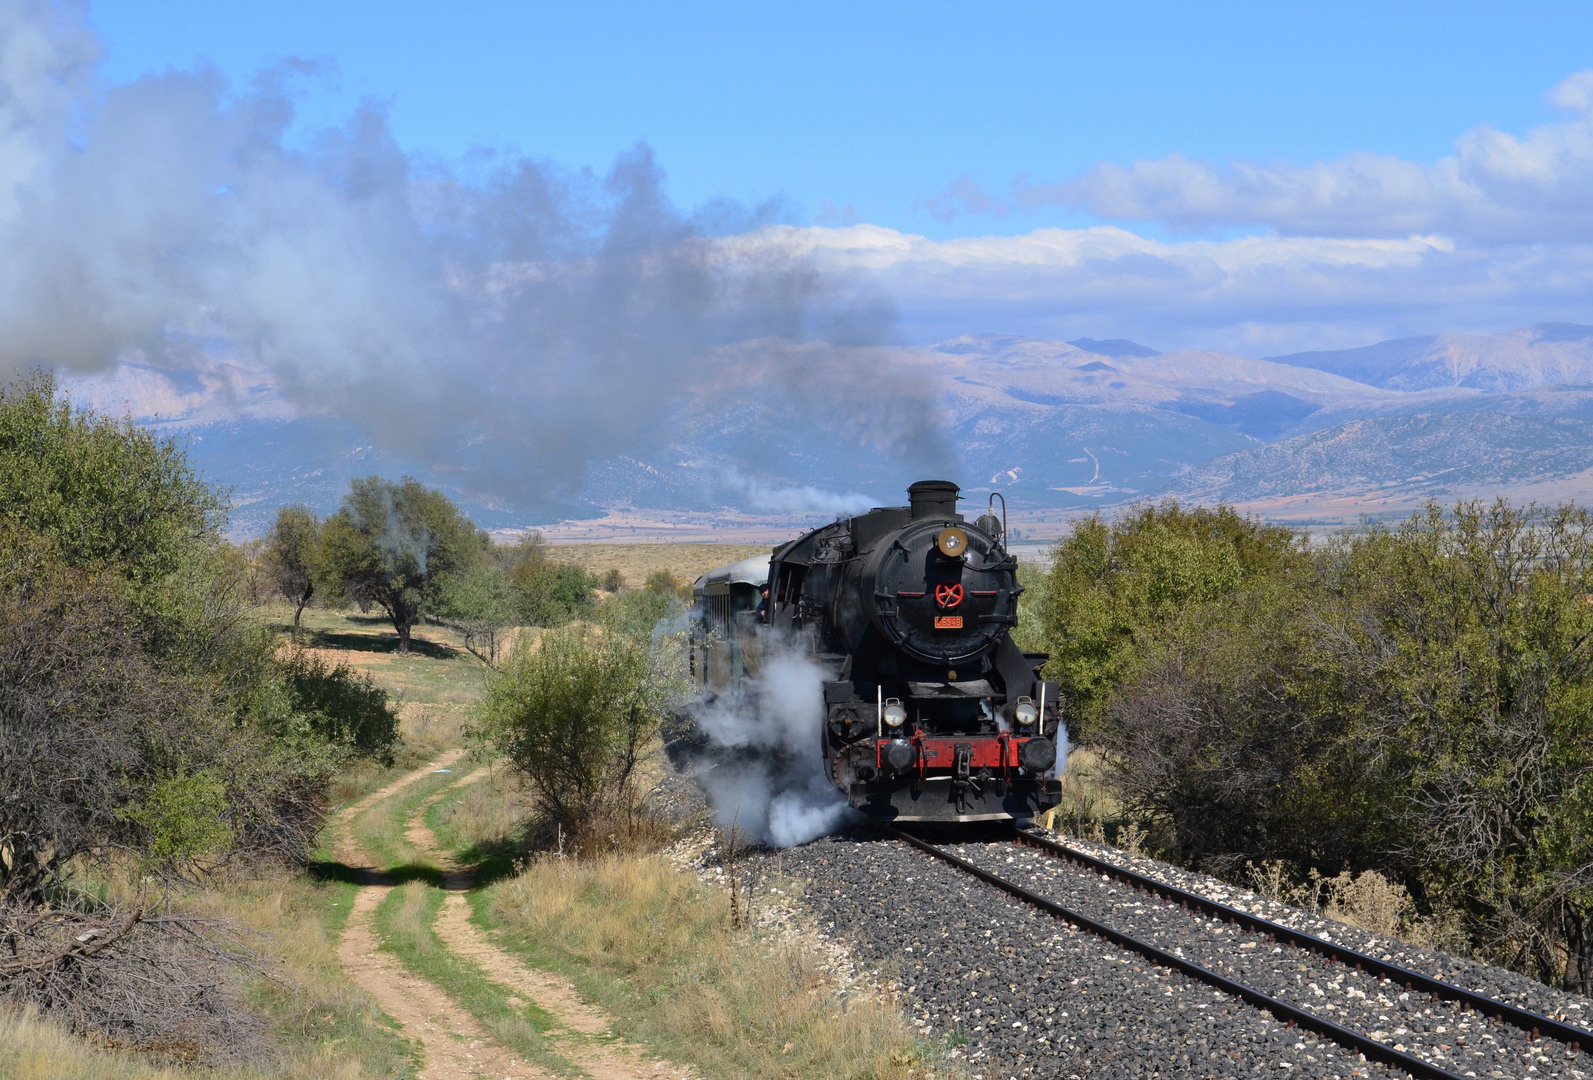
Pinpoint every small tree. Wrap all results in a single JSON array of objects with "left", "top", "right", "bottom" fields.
[
  {"left": 435, "top": 561, "right": 518, "bottom": 666},
  {"left": 499, "top": 534, "right": 597, "bottom": 626},
  {"left": 477, "top": 624, "right": 673, "bottom": 850},
  {"left": 319, "top": 476, "right": 481, "bottom": 654},
  {"left": 264, "top": 504, "right": 321, "bottom": 637}
]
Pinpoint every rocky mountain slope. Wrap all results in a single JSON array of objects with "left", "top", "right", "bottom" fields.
[{"left": 58, "top": 322, "right": 1593, "bottom": 533}]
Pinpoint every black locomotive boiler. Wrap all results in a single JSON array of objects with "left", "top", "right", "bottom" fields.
[{"left": 690, "top": 480, "right": 1063, "bottom": 823}]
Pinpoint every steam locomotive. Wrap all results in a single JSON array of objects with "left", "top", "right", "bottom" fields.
[{"left": 689, "top": 480, "right": 1063, "bottom": 823}]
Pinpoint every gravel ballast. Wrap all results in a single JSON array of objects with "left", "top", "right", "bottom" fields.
[
  {"left": 946, "top": 835, "right": 1590, "bottom": 1080},
  {"left": 746, "top": 829, "right": 1420, "bottom": 1080}
]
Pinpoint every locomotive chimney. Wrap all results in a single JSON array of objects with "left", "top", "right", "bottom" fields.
[{"left": 907, "top": 480, "right": 961, "bottom": 521}]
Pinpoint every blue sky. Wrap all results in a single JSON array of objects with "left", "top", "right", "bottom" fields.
[
  {"left": 13, "top": 0, "right": 1593, "bottom": 475},
  {"left": 16, "top": 1, "right": 1593, "bottom": 514},
  {"left": 90, "top": 0, "right": 1593, "bottom": 243}
]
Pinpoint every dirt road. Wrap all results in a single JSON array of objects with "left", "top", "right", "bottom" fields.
[{"left": 332, "top": 754, "right": 692, "bottom": 1080}]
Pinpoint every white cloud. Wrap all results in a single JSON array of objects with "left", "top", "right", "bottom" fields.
[
  {"left": 734, "top": 223, "right": 1579, "bottom": 353},
  {"left": 994, "top": 70, "right": 1593, "bottom": 245}
]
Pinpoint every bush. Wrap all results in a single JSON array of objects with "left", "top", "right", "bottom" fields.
[
  {"left": 0, "top": 375, "right": 357, "bottom": 899},
  {"left": 1041, "top": 501, "right": 1302, "bottom": 738},
  {"left": 0, "top": 371, "right": 226, "bottom": 599},
  {"left": 504, "top": 541, "right": 597, "bottom": 626},
  {"left": 598, "top": 586, "right": 682, "bottom": 640},
  {"left": 0, "top": 526, "right": 204, "bottom": 900},
  {"left": 277, "top": 650, "right": 400, "bottom": 762},
  {"left": 476, "top": 624, "right": 676, "bottom": 852},
  {"left": 1093, "top": 499, "right": 1593, "bottom": 992}
]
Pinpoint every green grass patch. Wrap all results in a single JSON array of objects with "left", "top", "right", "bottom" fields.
[
  {"left": 423, "top": 772, "right": 524, "bottom": 886},
  {"left": 372, "top": 882, "right": 578, "bottom": 1076},
  {"left": 349, "top": 769, "right": 462, "bottom": 879}
]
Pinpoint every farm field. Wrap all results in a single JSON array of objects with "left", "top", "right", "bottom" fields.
[{"left": 545, "top": 542, "right": 771, "bottom": 589}]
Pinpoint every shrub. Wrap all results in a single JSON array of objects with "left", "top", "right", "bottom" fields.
[
  {"left": 0, "top": 527, "right": 203, "bottom": 901},
  {"left": 598, "top": 586, "right": 681, "bottom": 640},
  {"left": 507, "top": 556, "right": 597, "bottom": 627},
  {"left": 0, "top": 371, "right": 226, "bottom": 598},
  {"left": 1100, "top": 500, "right": 1593, "bottom": 991},
  {"left": 0, "top": 376, "right": 353, "bottom": 899},
  {"left": 476, "top": 624, "right": 676, "bottom": 852},
  {"left": 277, "top": 650, "right": 400, "bottom": 762},
  {"left": 1041, "top": 501, "right": 1302, "bottom": 738}
]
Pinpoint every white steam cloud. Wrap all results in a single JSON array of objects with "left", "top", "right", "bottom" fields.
[
  {"left": 713, "top": 467, "right": 876, "bottom": 518},
  {"left": 0, "top": 1, "right": 947, "bottom": 511},
  {"left": 688, "top": 651, "right": 858, "bottom": 848}
]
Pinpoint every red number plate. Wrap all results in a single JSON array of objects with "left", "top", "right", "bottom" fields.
[{"left": 933, "top": 615, "right": 963, "bottom": 629}]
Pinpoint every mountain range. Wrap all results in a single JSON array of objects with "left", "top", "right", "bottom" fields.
[{"left": 57, "top": 322, "right": 1593, "bottom": 537}]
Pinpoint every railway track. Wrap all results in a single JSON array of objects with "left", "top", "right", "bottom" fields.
[{"left": 880, "top": 823, "right": 1593, "bottom": 1080}]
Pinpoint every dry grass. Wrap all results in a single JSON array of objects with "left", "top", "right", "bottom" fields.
[
  {"left": 1243, "top": 861, "right": 1469, "bottom": 952},
  {"left": 546, "top": 543, "right": 770, "bottom": 590},
  {"left": 0, "top": 1004, "right": 385, "bottom": 1080},
  {"left": 427, "top": 768, "right": 531, "bottom": 862},
  {"left": 262, "top": 604, "right": 488, "bottom": 706},
  {"left": 0, "top": 1007, "right": 206, "bottom": 1080},
  {"left": 484, "top": 854, "right": 960, "bottom": 1080},
  {"left": 197, "top": 874, "right": 417, "bottom": 1076},
  {"left": 1039, "top": 746, "right": 1119, "bottom": 838}
]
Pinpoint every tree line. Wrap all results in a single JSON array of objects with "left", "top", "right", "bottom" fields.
[
  {"left": 0, "top": 371, "right": 407, "bottom": 912},
  {"left": 1040, "top": 501, "right": 1593, "bottom": 993},
  {"left": 260, "top": 482, "right": 664, "bottom": 663}
]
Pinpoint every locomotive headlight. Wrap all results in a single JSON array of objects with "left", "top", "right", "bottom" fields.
[
  {"left": 1013, "top": 696, "right": 1038, "bottom": 727},
  {"left": 883, "top": 698, "right": 908, "bottom": 728}
]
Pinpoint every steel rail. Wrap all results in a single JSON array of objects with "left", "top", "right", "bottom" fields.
[
  {"left": 882, "top": 823, "right": 1469, "bottom": 1080},
  {"left": 1012, "top": 826, "right": 1589, "bottom": 1054}
]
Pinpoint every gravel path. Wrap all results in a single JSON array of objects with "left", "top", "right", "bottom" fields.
[
  {"left": 748, "top": 828, "right": 1415, "bottom": 1080},
  {"left": 946, "top": 837, "right": 1590, "bottom": 1080}
]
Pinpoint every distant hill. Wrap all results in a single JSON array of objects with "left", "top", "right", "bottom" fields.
[
  {"left": 59, "top": 323, "right": 1593, "bottom": 535},
  {"left": 1177, "top": 411, "right": 1593, "bottom": 503},
  {"left": 1067, "top": 337, "right": 1161, "bottom": 358},
  {"left": 1267, "top": 323, "right": 1593, "bottom": 393}
]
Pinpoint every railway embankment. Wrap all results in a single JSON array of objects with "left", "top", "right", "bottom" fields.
[{"left": 724, "top": 826, "right": 1593, "bottom": 1080}]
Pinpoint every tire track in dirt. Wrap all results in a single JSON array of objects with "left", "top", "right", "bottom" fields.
[
  {"left": 408, "top": 772, "right": 695, "bottom": 1080},
  {"left": 333, "top": 752, "right": 547, "bottom": 1080}
]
